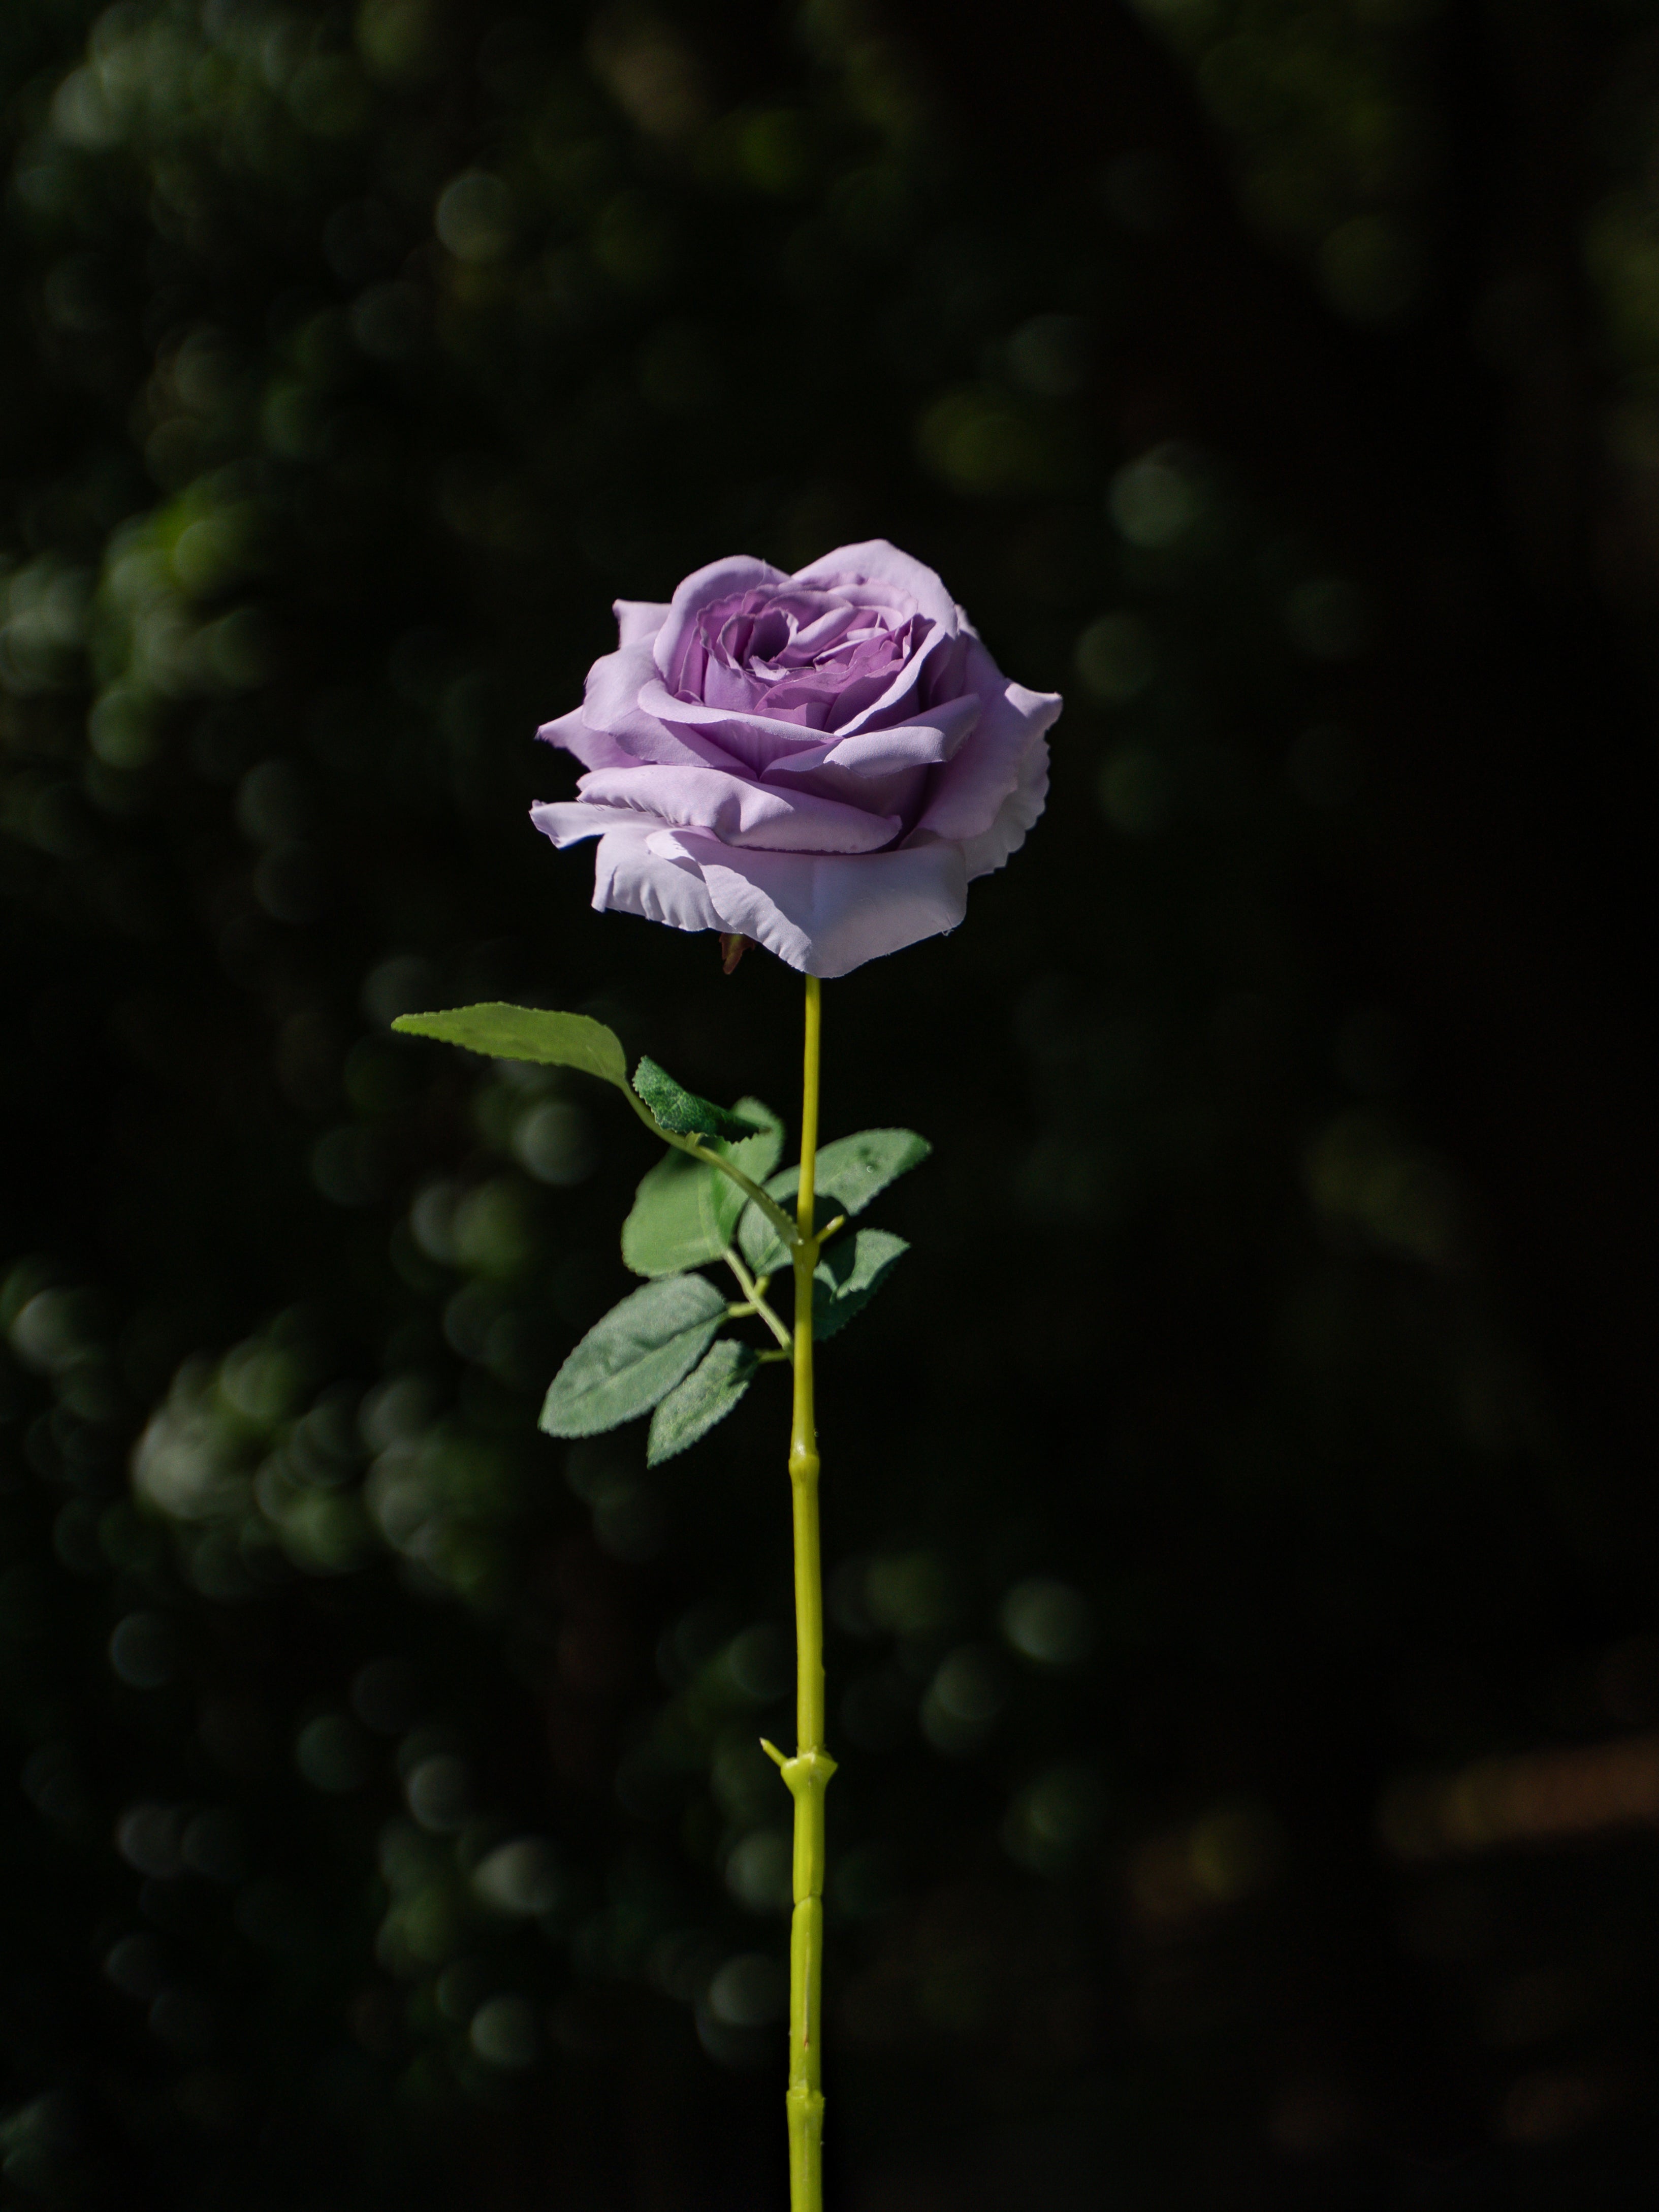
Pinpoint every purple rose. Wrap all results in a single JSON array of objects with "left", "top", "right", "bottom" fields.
[{"left": 531, "top": 541, "right": 1059, "bottom": 977}]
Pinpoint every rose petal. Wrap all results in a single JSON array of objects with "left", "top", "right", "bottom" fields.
[
  {"left": 585, "top": 646, "right": 743, "bottom": 770},
  {"left": 762, "top": 691, "right": 981, "bottom": 778},
  {"left": 791, "top": 539, "right": 957, "bottom": 629},
  {"left": 768, "top": 598, "right": 870, "bottom": 658},
  {"left": 701, "top": 652, "right": 796, "bottom": 721},
  {"left": 757, "top": 760, "right": 930, "bottom": 830},
  {"left": 613, "top": 599, "right": 670, "bottom": 649},
  {"left": 591, "top": 823, "right": 725, "bottom": 934},
  {"left": 536, "top": 708, "right": 635, "bottom": 773},
  {"left": 575, "top": 764, "right": 901, "bottom": 854},
  {"left": 959, "top": 731, "right": 1051, "bottom": 879},
  {"left": 658, "top": 831, "right": 969, "bottom": 978},
  {"left": 652, "top": 556, "right": 791, "bottom": 685},
  {"left": 635, "top": 675, "right": 844, "bottom": 774},
  {"left": 911, "top": 638, "right": 1062, "bottom": 844},
  {"left": 530, "top": 799, "right": 612, "bottom": 846},
  {"left": 804, "top": 618, "right": 955, "bottom": 741}
]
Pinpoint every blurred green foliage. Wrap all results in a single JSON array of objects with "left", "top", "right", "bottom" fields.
[
  {"left": 1130, "top": 0, "right": 1438, "bottom": 324},
  {"left": 5, "top": 1, "right": 1659, "bottom": 2206}
]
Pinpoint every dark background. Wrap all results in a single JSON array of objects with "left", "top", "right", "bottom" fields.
[{"left": 5, "top": 0, "right": 1659, "bottom": 2204}]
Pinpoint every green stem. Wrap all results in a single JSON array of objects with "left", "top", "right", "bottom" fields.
[
  {"left": 617, "top": 1084, "right": 799, "bottom": 1249},
  {"left": 688, "top": 1135, "right": 799, "bottom": 1249},
  {"left": 771, "top": 973, "right": 834, "bottom": 2212},
  {"left": 723, "top": 1247, "right": 791, "bottom": 1354}
]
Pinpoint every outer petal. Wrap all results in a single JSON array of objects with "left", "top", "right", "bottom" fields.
[
  {"left": 536, "top": 707, "right": 634, "bottom": 773},
  {"left": 585, "top": 645, "right": 741, "bottom": 770},
  {"left": 614, "top": 599, "right": 669, "bottom": 648},
  {"left": 592, "top": 823, "right": 723, "bottom": 935},
  {"left": 575, "top": 764, "right": 900, "bottom": 853},
  {"left": 530, "top": 799, "right": 617, "bottom": 847},
  {"left": 655, "top": 830, "right": 969, "bottom": 978},
  {"left": 960, "top": 732, "right": 1050, "bottom": 879},
  {"left": 651, "top": 555, "right": 791, "bottom": 684},
  {"left": 911, "top": 637, "right": 1061, "bottom": 844}
]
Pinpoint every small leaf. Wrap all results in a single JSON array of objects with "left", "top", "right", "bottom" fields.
[
  {"left": 621, "top": 1103, "right": 784, "bottom": 1278},
  {"left": 796, "top": 1128, "right": 932, "bottom": 1217},
  {"left": 622, "top": 1153, "right": 727, "bottom": 1280},
  {"left": 813, "top": 1229, "right": 909, "bottom": 1340},
  {"left": 394, "top": 1003, "right": 627, "bottom": 1089},
  {"left": 720, "top": 1101, "right": 785, "bottom": 1189},
  {"left": 539, "top": 1275, "right": 727, "bottom": 1437},
  {"left": 633, "top": 1055, "right": 765, "bottom": 1142},
  {"left": 647, "top": 1340, "right": 758, "bottom": 1464},
  {"left": 739, "top": 1129, "right": 931, "bottom": 1271}
]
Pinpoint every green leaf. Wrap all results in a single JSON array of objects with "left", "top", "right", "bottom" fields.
[
  {"left": 739, "top": 1129, "right": 932, "bottom": 1272},
  {"left": 621, "top": 1153, "right": 727, "bottom": 1280},
  {"left": 621, "top": 1102, "right": 784, "bottom": 1278},
  {"left": 813, "top": 1229, "right": 909, "bottom": 1340},
  {"left": 539, "top": 1275, "right": 727, "bottom": 1437},
  {"left": 647, "top": 1339, "right": 759, "bottom": 1464},
  {"left": 393, "top": 1003, "right": 627, "bottom": 1089},
  {"left": 633, "top": 1054, "right": 765, "bottom": 1142},
  {"left": 714, "top": 1100, "right": 785, "bottom": 1190}
]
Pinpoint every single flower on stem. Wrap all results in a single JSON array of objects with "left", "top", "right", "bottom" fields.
[{"left": 395, "top": 541, "right": 1059, "bottom": 2212}]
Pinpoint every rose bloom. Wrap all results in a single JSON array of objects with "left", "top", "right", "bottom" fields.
[{"left": 532, "top": 542, "right": 1060, "bottom": 977}]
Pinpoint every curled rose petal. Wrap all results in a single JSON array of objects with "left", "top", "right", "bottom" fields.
[
  {"left": 956, "top": 726, "right": 1051, "bottom": 881},
  {"left": 644, "top": 830, "right": 970, "bottom": 979},
  {"left": 911, "top": 642, "right": 1061, "bottom": 849},
  {"left": 651, "top": 555, "right": 791, "bottom": 687},
  {"left": 581, "top": 645, "right": 736, "bottom": 768},
  {"left": 590, "top": 822, "right": 724, "bottom": 935},
  {"left": 574, "top": 764, "right": 902, "bottom": 854},
  {"left": 614, "top": 598, "right": 672, "bottom": 648},
  {"left": 529, "top": 799, "right": 610, "bottom": 848},
  {"left": 535, "top": 708, "right": 634, "bottom": 774},
  {"left": 533, "top": 539, "right": 1059, "bottom": 974},
  {"left": 759, "top": 692, "right": 981, "bottom": 780}
]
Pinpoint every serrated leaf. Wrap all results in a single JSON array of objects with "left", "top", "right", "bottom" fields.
[
  {"left": 621, "top": 1102, "right": 784, "bottom": 1278},
  {"left": 633, "top": 1054, "right": 764, "bottom": 1142},
  {"left": 539, "top": 1275, "right": 727, "bottom": 1437},
  {"left": 393, "top": 1003, "right": 627, "bottom": 1089},
  {"left": 813, "top": 1228, "right": 909, "bottom": 1339},
  {"left": 621, "top": 1153, "right": 728, "bottom": 1279},
  {"left": 647, "top": 1340, "right": 758, "bottom": 1464},
  {"left": 739, "top": 1129, "right": 932, "bottom": 1272}
]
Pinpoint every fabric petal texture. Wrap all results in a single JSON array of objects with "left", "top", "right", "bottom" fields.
[
  {"left": 591, "top": 825, "right": 724, "bottom": 936},
  {"left": 613, "top": 598, "right": 671, "bottom": 648},
  {"left": 660, "top": 835, "right": 970, "bottom": 978},
  {"left": 534, "top": 709, "right": 634, "bottom": 775},
  {"left": 573, "top": 764, "right": 901, "bottom": 854},
  {"left": 533, "top": 540, "right": 1059, "bottom": 975}
]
